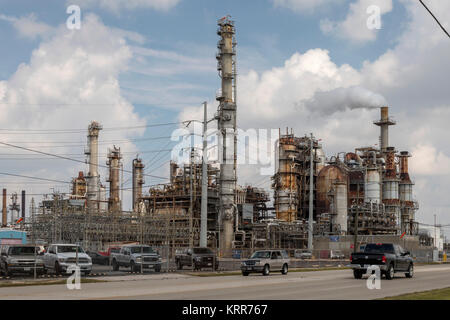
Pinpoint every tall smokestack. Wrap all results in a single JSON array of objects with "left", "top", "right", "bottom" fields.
[
  {"left": 107, "top": 146, "right": 122, "bottom": 213},
  {"left": 132, "top": 158, "right": 145, "bottom": 212},
  {"left": 374, "top": 106, "right": 395, "bottom": 154},
  {"left": 85, "top": 121, "right": 103, "bottom": 213},
  {"left": 21, "top": 190, "right": 25, "bottom": 222},
  {"left": 2, "top": 189, "right": 6, "bottom": 227},
  {"left": 217, "top": 15, "right": 237, "bottom": 256}
]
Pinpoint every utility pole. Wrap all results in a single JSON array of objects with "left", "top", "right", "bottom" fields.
[
  {"left": 308, "top": 133, "right": 314, "bottom": 251},
  {"left": 200, "top": 102, "right": 208, "bottom": 248},
  {"left": 189, "top": 148, "right": 194, "bottom": 248},
  {"left": 353, "top": 183, "right": 360, "bottom": 253},
  {"left": 434, "top": 214, "right": 437, "bottom": 249}
]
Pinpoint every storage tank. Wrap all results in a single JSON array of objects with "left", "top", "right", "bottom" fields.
[
  {"left": 317, "top": 165, "right": 347, "bottom": 215},
  {"left": 334, "top": 181, "right": 348, "bottom": 234},
  {"left": 364, "top": 167, "right": 381, "bottom": 204}
]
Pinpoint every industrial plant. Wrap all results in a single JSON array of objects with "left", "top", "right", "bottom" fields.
[{"left": 0, "top": 16, "right": 430, "bottom": 258}]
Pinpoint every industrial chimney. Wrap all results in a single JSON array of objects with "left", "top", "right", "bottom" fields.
[
  {"left": 85, "top": 121, "right": 103, "bottom": 213},
  {"left": 374, "top": 106, "right": 396, "bottom": 154},
  {"left": 216, "top": 15, "right": 237, "bottom": 255},
  {"left": 132, "top": 158, "right": 145, "bottom": 212},
  {"left": 107, "top": 146, "right": 122, "bottom": 213}
]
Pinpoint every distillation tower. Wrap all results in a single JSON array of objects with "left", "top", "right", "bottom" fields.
[
  {"left": 216, "top": 16, "right": 237, "bottom": 254},
  {"left": 85, "top": 121, "right": 102, "bottom": 213}
]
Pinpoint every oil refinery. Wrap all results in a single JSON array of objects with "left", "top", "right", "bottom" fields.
[{"left": 0, "top": 17, "right": 436, "bottom": 261}]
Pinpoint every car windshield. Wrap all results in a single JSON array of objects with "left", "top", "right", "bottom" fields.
[
  {"left": 110, "top": 248, "right": 120, "bottom": 253},
  {"left": 250, "top": 251, "right": 270, "bottom": 259},
  {"left": 8, "top": 246, "right": 36, "bottom": 255},
  {"left": 57, "top": 246, "right": 85, "bottom": 253},
  {"left": 130, "top": 246, "right": 154, "bottom": 254},
  {"left": 192, "top": 248, "right": 213, "bottom": 254},
  {"left": 364, "top": 244, "right": 394, "bottom": 254}
]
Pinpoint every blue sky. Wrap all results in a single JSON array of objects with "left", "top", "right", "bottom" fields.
[{"left": 0, "top": 0, "right": 449, "bottom": 233}]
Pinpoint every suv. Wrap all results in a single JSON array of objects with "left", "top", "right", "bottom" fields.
[
  {"left": 0, "top": 245, "right": 45, "bottom": 277},
  {"left": 43, "top": 244, "right": 92, "bottom": 275},
  {"left": 330, "top": 250, "right": 345, "bottom": 259},
  {"left": 111, "top": 245, "right": 162, "bottom": 272},
  {"left": 241, "top": 250, "right": 290, "bottom": 276},
  {"left": 294, "top": 249, "right": 312, "bottom": 259},
  {"left": 175, "top": 247, "right": 218, "bottom": 271}
]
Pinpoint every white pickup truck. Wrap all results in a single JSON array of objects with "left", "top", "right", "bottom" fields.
[
  {"left": 111, "top": 245, "right": 162, "bottom": 272},
  {"left": 43, "top": 244, "right": 92, "bottom": 275}
]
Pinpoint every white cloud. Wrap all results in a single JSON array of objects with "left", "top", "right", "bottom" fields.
[
  {"left": 320, "top": 0, "right": 393, "bottom": 42},
  {"left": 0, "top": 13, "right": 53, "bottom": 39},
  {"left": 410, "top": 144, "right": 450, "bottom": 176},
  {"left": 176, "top": 0, "right": 450, "bottom": 230},
  {"left": 0, "top": 14, "right": 147, "bottom": 210},
  {"left": 272, "top": 0, "right": 341, "bottom": 13},
  {"left": 74, "top": 0, "right": 180, "bottom": 13}
]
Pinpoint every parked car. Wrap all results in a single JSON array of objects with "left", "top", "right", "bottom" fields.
[
  {"left": 111, "top": 245, "right": 161, "bottom": 272},
  {"left": 43, "top": 244, "right": 92, "bottom": 275},
  {"left": 330, "top": 250, "right": 345, "bottom": 259},
  {"left": 0, "top": 244, "right": 45, "bottom": 277},
  {"left": 99, "top": 246, "right": 121, "bottom": 265},
  {"left": 175, "top": 247, "right": 218, "bottom": 271},
  {"left": 241, "top": 250, "right": 290, "bottom": 276},
  {"left": 87, "top": 251, "right": 110, "bottom": 265},
  {"left": 294, "top": 249, "right": 312, "bottom": 259},
  {"left": 350, "top": 243, "right": 414, "bottom": 280}
]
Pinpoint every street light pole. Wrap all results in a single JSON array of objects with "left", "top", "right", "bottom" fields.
[
  {"left": 200, "top": 102, "right": 208, "bottom": 248},
  {"left": 308, "top": 133, "right": 314, "bottom": 252}
]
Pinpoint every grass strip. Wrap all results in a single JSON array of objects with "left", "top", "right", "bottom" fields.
[
  {"left": 380, "top": 287, "right": 450, "bottom": 300},
  {"left": 0, "top": 278, "right": 106, "bottom": 288}
]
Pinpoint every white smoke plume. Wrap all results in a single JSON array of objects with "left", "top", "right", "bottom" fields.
[{"left": 304, "top": 86, "right": 387, "bottom": 115}]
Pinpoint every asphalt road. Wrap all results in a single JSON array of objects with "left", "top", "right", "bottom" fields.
[{"left": 1, "top": 264, "right": 449, "bottom": 300}]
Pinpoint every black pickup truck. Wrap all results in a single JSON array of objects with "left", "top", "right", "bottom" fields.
[
  {"left": 350, "top": 243, "right": 414, "bottom": 280},
  {"left": 175, "top": 247, "right": 218, "bottom": 271}
]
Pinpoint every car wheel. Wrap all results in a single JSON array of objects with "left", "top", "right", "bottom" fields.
[
  {"left": 281, "top": 263, "right": 288, "bottom": 275},
  {"left": 112, "top": 259, "right": 119, "bottom": 271},
  {"left": 155, "top": 265, "right": 161, "bottom": 273},
  {"left": 130, "top": 261, "right": 136, "bottom": 272},
  {"left": 176, "top": 260, "right": 183, "bottom": 270},
  {"left": 262, "top": 264, "right": 270, "bottom": 276},
  {"left": 54, "top": 262, "right": 61, "bottom": 275},
  {"left": 4, "top": 263, "right": 9, "bottom": 277},
  {"left": 353, "top": 269, "right": 363, "bottom": 279},
  {"left": 405, "top": 264, "right": 414, "bottom": 278},
  {"left": 385, "top": 264, "right": 394, "bottom": 280},
  {"left": 242, "top": 271, "right": 249, "bottom": 276}
]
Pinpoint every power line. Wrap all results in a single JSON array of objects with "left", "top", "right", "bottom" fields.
[
  {"left": 0, "top": 120, "right": 193, "bottom": 134},
  {"left": 419, "top": 0, "right": 450, "bottom": 38},
  {"left": 0, "top": 172, "right": 71, "bottom": 185},
  {"left": 0, "top": 141, "right": 168, "bottom": 180},
  {"left": 2, "top": 135, "right": 173, "bottom": 145},
  {"left": 0, "top": 171, "right": 162, "bottom": 195}
]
